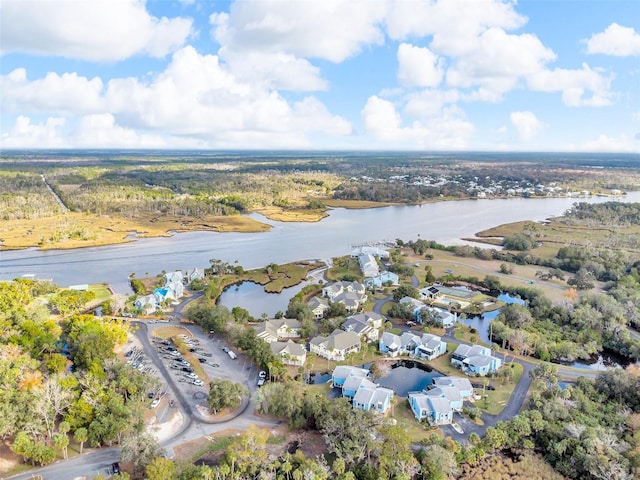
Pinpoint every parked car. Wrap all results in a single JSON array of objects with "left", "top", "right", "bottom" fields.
[
  {"left": 198, "top": 358, "right": 206, "bottom": 363},
  {"left": 191, "top": 379, "right": 204, "bottom": 387},
  {"left": 227, "top": 350, "right": 237, "bottom": 360},
  {"left": 181, "top": 367, "right": 194, "bottom": 373},
  {"left": 222, "top": 347, "right": 229, "bottom": 353},
  {"left": 185, "top": 372, "right": 198, "bottom": 379},
  {"left": 112, "top": 462, "right": 121, "bottom": 474},
  {"left": 259, "top": 370, "right": 267, "bottom": 379},
  {"left": 257, "top": 378, "right": 265, "bottom": 387},
  {"left": 150, "top": 398, "right": 160, "bottom": 408}
]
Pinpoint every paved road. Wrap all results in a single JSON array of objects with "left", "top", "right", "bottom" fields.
[{"left": 7, "top": 308, "right": 277, "bottom": 480}]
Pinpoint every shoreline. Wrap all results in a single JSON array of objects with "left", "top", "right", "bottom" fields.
[{"left": 0, "top": 193, "right": 609, "bottom": 253}]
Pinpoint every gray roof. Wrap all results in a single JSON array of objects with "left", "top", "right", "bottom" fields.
[
  {"left": 310, "top": 330, "right": 361, "bottom": 351},
  {"left": 426, "top": 386, "right": 462, "bottom": 403},
  {"left": 308, "top": 296, "right": 329, "bottom": 310},
  {"left": 270, "top": 340, "right": 306, "bottom": 357},
  {"left": 464, "top": 354, "right": 494, "bottom": 367},
  {"left": 432, "top": 376, "right": 473, "bottom": 393},
  {"left": 333, "top": 365, "right": 369, "bottom": 380},
  {"left": 381, "top": 331, "right": 401, "bottom": 349},
  {"left": 428, "top": 396, "right": 451, "bottom": 416},
  {"left": 343, "top": 376, "right": 376, "bottom": 393},
  {"left": 353, "top": 386, "right": 393, "bottom": 407}
]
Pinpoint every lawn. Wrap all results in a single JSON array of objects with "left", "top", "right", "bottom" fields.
[
  {"left": 325, "top": 256, "right": 363, "bottom": 282},
  {"left": 391, "top": 399, "right": 443, "bottom": 443},
  {"left": 88, "top": 283, "right": 112, "bottom": 300},
  {"left": 479, "top": 362, "right": 524, "bottom": 416},
  {"left": 453, "top": 324, "right": 491, "bottom": 347}
]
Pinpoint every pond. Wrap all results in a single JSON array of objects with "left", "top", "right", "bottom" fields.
[
  {"left": 376, "top": 360, "right": 443, "bottom": 397},
  {"left": 460, "top": 293, "right": 526, "bottom": 344},
  {"left": 218, "top": 280, "right": 313, "bottom": 318},
  {"left": 568, "top": 351, "right": 628, "bottom": 370}
]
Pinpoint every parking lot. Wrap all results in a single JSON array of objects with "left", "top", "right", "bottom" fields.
[{"left": 131, "top": 322, "right": 260, "bottom": 422}]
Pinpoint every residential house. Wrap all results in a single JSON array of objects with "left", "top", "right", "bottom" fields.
[
  {"left": 379, "top": 331, "right": 421, "bottom": 357},
  {"left": 379, "top": 331, "right": 402, "bottom": 357},
  {"left": 415, "top": 334, "right": 447, "bottom": 361},
  {"left": 358, "top": 253, "right": 379, "bottom": 278},
  {"left": 451, "top": 343, "right": 502, "bottom": 375},
  {"left": 255, "top": 318, "right": 302, "bottom": 343},
  {"left": 153, "top": 287, "right": 176, "bottom": 305},
  {"left": 185, "top": 268, "right": 205, "bottom": 283},
  {"left": 342, "top": 376, "right": 377, "bottom": 398},
  {"left": 399, "top": 296, "right": 426, "bottom": 321},
  {"left": 308, "top": 297, "right": 330, "bottom": 319},
  {"left": 331, "top": 365, "right": 369, "bottom": 388},
  {"left": 341, "top": 312, "right": 383, "bottom": 343},
  {"left": 420, "top": 285, "right": 442, "bottom": 300},
  {"left": 353, "top": 385, "right": 394, "bottom": 414},
  {"left": 164, "top": 271, "right": 184, "bottom": 286},
  {"left": 331, "top": 365, "right": 394, "bottom": 414},
  {"left": 408, "top": 392, "right": 453, "bottom": 424},
  {"left": 432, "top": 376, "right": 474, "bottom": 400},
  {"left": 351, "top": 246, "right": 390, "bottom": 259},
  {"left": 322, "top": 281, "right": 367, "bottom": 303},
  {"left": 365, "top": 271, "right": 399, "bottom": 288},
  {"left": 408, "top": 376, "right": 474, "bottom": 424},
  {"left": 309, "top": 329, "right": 361, "bottom": 361},
  {"left": 270, "top": 340, "right": 307, "bottom": 366},
  {"left": 134, "top": 294, "right": 157, "bottom": 315},
  {"left": 421, "top": 306, "right": 457, "bottom": 327}
]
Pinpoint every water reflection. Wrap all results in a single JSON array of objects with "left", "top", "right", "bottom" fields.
[{"left": 218, "top": 280, "right": 311, "bottom": 318}]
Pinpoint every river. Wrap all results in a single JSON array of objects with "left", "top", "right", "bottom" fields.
[{"left": 2, "top": 194, "right": 639, "bottom": 293}]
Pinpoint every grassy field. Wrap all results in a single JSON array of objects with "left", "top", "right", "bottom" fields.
[
  {"left": 243, "top": 261, "right": 325, "bottom": 293},
  {"left": 0, "top": 212, "right": 271, "bottom": 250},
  {"left": 391, "top": 400, "right": 443, "bottom": 443},
  {"left": 407, "top": 249, "right": 571, "bottom": 304},
  {"left": 254, "top": 206, "right": 328, "bottom": 222},
  {"left": 325, "top": 256, "right": 363, "bottom": 282},
  {"left": 87, "top": 284, "right": 112, "bottom": 300}
]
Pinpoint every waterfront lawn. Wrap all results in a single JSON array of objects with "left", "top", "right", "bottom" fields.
[
  {"left": 325, "top": 256, "right": 363, "bottom": 282},
  {"left": 453, "top": 324, "right": 491, "bottom": 347},
  {"left": 87, "top": 283, "right": 112, "bottom": 300},
  {"left": 244, "top": 261, "right": 324, "bottom": 293}
]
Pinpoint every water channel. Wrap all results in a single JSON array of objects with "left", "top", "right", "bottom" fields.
[{"left": 2, "top": 193, "right": 639, "bottom": 293}]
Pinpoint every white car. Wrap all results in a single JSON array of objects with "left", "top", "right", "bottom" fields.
[
  {"left": 150, "top": 398, "right": 160, "bottom": 408},
  {"left": 191, "top": 379, "right": 204, "bottom": 387},
  {"left": 258, "top": 370, "right": 267, "bottom": 379},
  {"left": 185, "top": 372, "right": 198, "bottom": 379}
]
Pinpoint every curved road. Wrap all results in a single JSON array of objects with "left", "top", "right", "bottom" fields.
[{"left": 8, "top": 303, "right": 278, "bottom": 480}]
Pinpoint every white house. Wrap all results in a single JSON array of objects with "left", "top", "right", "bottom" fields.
[
  {"left": 365, "top": 271, "right": 400, "bottom": 288},
  {"left": 270, "top": 340, "right": 307, "bottom": 366},
  {"left": 309, "top": 330, "right": 361, "bottom": 361},
  {"left": 185, "top": 268, "right": 205, "bottom": 283},
  {"left": 164, "top": 271, "right": 183, "bottom": 286},
  {"left": 308, "top": 297, "right": 330, "bottom": 319},
  {"left": 358, "top": 253, "right": 379, "bottom": 278},
  {"left": 351, "top": 246, "right": 389, "bottom": 259},
  {"left": 255, "top": 318, "right": 302, "bottom": 343},
  {"left": 415, "top": 334, "right": 447, "bottom": 361},
  {"left": 134, "top": 294, "right": 157, "bottom": 314},
  {"left": 341, "top": 312, "right": 383, "bottom": 343}
]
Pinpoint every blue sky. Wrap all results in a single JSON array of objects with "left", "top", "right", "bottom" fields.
[{"left": 1, "top": 0, "right": 639, "bottom": 152}]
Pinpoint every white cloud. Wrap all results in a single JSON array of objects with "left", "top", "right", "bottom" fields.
[
  {"left": 386, "top": 0, "right": 526, "bottom": 56},
  {"left": 217, "top": 50, "right": 327, "bottom": 91},
  {"left": 1, "top": 115, "right": 66, "bottom": 148},
  {"left": 397, "top": 43, "right": 444, "bottom": 88},
  {"left": 361, "top": 95, "right": 473, "bottom": 148},
  {"left": 585, "top": 23, "right": 640, "bottom": 57},
  {"left": 445, "top": 28, "right": 556, "bottom": 96},
  {"left": 576, "top": 134, "right": 635, "bottom": 152},
  {"left": 404, "top": 89, "right": 461, "bottom": 117},
  {"left": 1, "top": 46, "right": 352, "bottom": 148},
  {"left": 527, "top": 63, "right": 613, "bottom": 106},
  {"left": 210, "top": 0, "right": 387, "bottom": 63},
  {"left": 72, "top": 114, "right": 167, "bottom": 148},
  {"left": 0, "top": 0, "right": 192, "bottom": 61},
  {"left": 510, "top": 111, "right": 542, "bottom": 142},
  {"left": 1, "top": 68, "right": 104, "bottom": 114}
]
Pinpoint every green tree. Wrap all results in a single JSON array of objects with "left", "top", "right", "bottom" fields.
[
  {"left": 74, "top": 427, "right": 88, "bottom": 455},
  {"left": 120, "top": 432, "right": 164, "bottom": 475},
  {"left": 54, "top": 433, "right": 69, "bottom": 459},
  {"left": 145, "top": 457, "right": 176, "bottom": 480},
  {"left": 207, "top": 379, "right": 247, "bottom": 414}
]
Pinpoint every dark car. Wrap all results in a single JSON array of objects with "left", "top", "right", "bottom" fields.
[
  {"left": 181, "top": 366, "right": 194, "bottom": 373},
  {"left": 198, "top": 358, "right": 206, "bottom": 363},
  {"left": 112, "top": 462, "right": 121, "bottom": 474}
]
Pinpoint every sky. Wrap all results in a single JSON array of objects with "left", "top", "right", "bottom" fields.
[{"left": 1, "top": 0, "right": 639, "bottom": 152}]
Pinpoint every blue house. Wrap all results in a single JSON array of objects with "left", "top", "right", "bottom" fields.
[
  {"left": 451, "top": 343, "right": 502, "bottom": 375},
  {"left": 379, "top": 331, "right": 402, "bottom": 357},
  {"left": 432, "top": 376, "right": 474, "bottom": 400},
  {"left": 343, "top": 376, "right": 376, "bottom": 398},
  {"left": 415, "top": 334, "right": 447, "bottom": 360},
  {"left": 331, "top": 365, "right": 369, "bottom": 388},
  {"left": 408, "top": 392, "right": 453, "bottom": 425},
  {"left": 365, "top": 271, "right": 399, "bottom": 288},
  {"left": 353, "top": 386, "right": 394, "bottom": 414}
]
